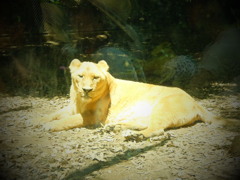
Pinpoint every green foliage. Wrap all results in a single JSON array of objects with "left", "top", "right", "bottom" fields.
[{"left": 144, "top": 42, "right": 176, "bottom": 79}]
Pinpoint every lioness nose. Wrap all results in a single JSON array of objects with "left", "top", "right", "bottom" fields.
[{"left": 82, "top": 87, "right": 93, "bottom": 93}]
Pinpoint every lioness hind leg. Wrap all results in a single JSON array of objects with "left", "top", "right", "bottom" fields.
[
  {"left": 104, "top": 120, "right": 148, "bottom": 132},
  {"left": 43, "top": 114, "right": 83, "bottom": 131},
  {"left": 116, "top": 122, "right": 147, "bottom": 131},
  {"left": 134, "top": 95, "right": 204, "bottom": 139}
]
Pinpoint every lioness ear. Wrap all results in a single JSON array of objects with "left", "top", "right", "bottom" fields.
[
  {"left": 98, "top": 60, "right": 109, "bottom": 72},
  {"left": 69, "top": 59, "right": 81, "bottom": 73}
]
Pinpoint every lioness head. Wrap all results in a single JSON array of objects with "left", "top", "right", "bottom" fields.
[{"left": 69, "top": 59, "right": 110, "bottom": 101}]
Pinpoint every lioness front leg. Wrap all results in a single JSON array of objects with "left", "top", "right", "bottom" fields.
[
  {"left": 43, "top": 114, "right": 83, "bottom": 131},
  {"left": 35, "top": 106, "right": 72, "bottom": 125}
]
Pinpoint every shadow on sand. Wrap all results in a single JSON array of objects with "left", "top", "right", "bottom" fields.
[{"left": 64, "top": 135, "right": 171, "bottom": 180}]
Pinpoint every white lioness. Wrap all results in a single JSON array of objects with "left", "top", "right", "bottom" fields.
[{"left": 41, "top": 59, "right": 218, "bottom": 138}]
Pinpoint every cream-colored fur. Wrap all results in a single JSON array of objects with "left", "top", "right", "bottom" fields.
[{"left": 41, "top": 59, "right": 218, "bottom": 138}]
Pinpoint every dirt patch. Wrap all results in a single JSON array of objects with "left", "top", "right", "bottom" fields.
[{"left": 0, "top": 84, "right": 240, "bottom": 180}]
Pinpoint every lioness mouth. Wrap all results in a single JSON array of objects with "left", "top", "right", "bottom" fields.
[{"left": 82, "top": 93, "right": 91, "bottom": 99}]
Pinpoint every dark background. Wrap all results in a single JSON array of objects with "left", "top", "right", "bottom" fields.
[{"left": 0, "top": 0, "right": 239, "bottom": 97}]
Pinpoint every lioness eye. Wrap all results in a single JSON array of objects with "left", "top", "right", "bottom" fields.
[
  {"left": 93, "top": 76, "right": 100, "bottom": 80},
  {"left": 78, "top": 75, "right": 83, "bottom": 78}
]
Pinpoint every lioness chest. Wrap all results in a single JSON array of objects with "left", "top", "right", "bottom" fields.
[{"left": 76, "top": 94, "right": 110, "bottom": 126}]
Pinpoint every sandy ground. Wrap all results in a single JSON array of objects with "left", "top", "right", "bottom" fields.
[{"left": 0, "top": 83, "right": 240, "bottom": 180}]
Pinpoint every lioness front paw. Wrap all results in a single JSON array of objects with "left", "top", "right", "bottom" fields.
[
  {"left": 31, "top": 116, "right": 54, "bottom": 127},
  {"left": 26, "top": 115, "right": 45, "bottom": 127},
  {"left": 42, "top": 122, "right": 58, "bottom": 132}
]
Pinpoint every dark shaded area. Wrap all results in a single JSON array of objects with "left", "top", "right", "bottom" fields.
[
  {"left": 0, "top": 0, "right": 240, "bottom": 98},
  {"left": 64, "top": 136, "right": 170, "bottom": 180},
  {"left": 0, "top": 105, "right": 32, "bottom": 115}
]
